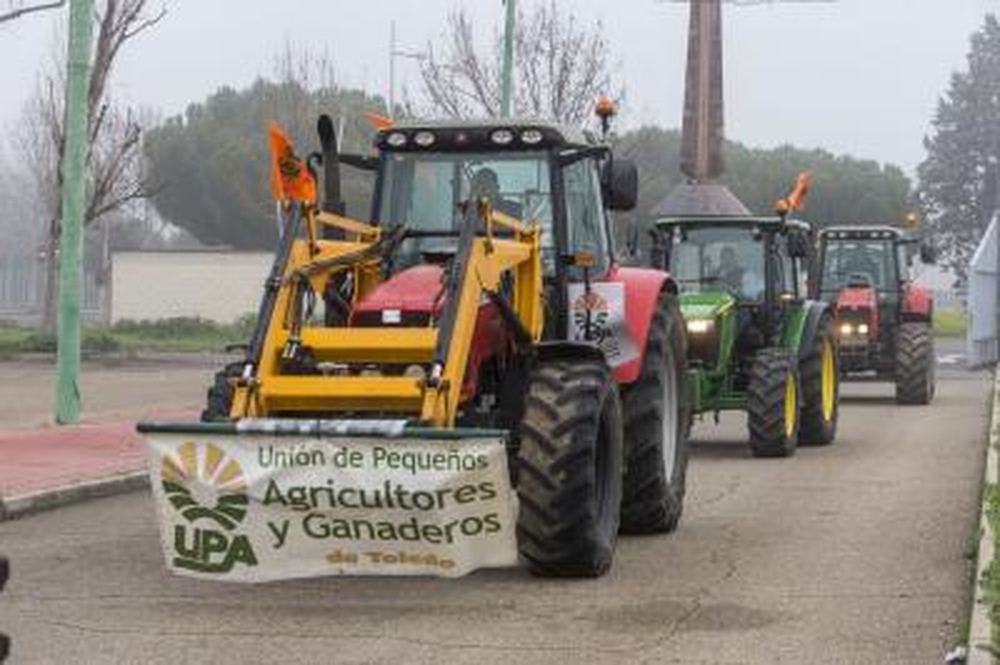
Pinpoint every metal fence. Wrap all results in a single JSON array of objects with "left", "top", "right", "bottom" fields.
[{"left": 0, "top": 253, "right": 103, "bottom": 325}]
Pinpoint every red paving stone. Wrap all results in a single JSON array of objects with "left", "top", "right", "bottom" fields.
[{"left": 0, "top": 409, "right": 198, "bottom": 500}]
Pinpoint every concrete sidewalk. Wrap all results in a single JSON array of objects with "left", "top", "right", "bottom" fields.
[{"left": 0, "top": 409, "right": 197, "bottom": 520}]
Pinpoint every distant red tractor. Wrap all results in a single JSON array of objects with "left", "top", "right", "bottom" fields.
[{"left": 814, "top": 226, "right": 937, "bottom": 404}]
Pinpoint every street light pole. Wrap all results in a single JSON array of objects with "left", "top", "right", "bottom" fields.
[
  {"left": 388, "top": 20, "right": 429, "bottom": 121},
  {"left": 388, "top": 19, "right": 396, "bottom": 119},
  {"left": 500, "top": 0, "right": 516, "bottom": 118},
  {"left": 55, "top": 0, "right": 93, "bottom": 425}
]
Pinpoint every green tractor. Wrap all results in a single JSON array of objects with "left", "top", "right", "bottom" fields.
[{"left": 649, "top": 184, "right": 840, "bottom": 457}]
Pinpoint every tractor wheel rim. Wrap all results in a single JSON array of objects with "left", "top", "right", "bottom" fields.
[
  {"left": 821, "top": 338, "right": 836, "bottom": 422},
  {"left": 784, "top": 375, "right": 798, "bottom": 440},
  {"left": 661, "top": 341, "right": 679, "bottom": 480}
]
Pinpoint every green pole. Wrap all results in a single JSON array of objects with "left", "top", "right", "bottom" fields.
[
  {"left": 500, "top": 0, "right": 515, "bottom": 118},
  {"left": 54, "top": 0, "right": 93, "bottom": 425}
]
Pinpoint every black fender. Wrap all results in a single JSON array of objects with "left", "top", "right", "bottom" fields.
[
  {"left": 534, "top": 341, "right": 608, "bottom": 365},
  {"left": 796, "top": 300, "right": 834, "bottom": 361}
]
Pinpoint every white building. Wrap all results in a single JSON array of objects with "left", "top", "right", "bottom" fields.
[{"left": 111, "top": 251, "right": 272, "bottom": 324}]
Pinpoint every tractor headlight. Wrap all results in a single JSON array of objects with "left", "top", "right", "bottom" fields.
[
  {"left": 521, "top": 129, "right": 544, "bottom": 144},
  {"left": 386, "top": 132, "right": 408, "bottom": 147},
  {"left": 857, "top": 323, "right": 869, "bottom": 335},
  {"left": 490, "top": 129, "right": 515, "bottom": 145},
  {"left": 686, "top": 319, "right": 714, "bottom": 334},
  {"left": 840, "top": 323, "right": 853, "bottom": 336},
  {"left": 413, "top": 131, "right": 436, "bottom": 147}
]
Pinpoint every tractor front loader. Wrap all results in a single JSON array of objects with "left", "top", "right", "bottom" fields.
[{"left": 140, "top": 107, "right": 691, "bottom": 580}]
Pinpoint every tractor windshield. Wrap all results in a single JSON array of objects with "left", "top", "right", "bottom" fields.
[
  {"left": 378, "top": 151, "right": 553, "bottom": 267},
  {"left": 667, "top": 225, "right": 766, "bottom": 302},
  {"left": 820, "top": 238, "right": 896, "bottom": 293}
]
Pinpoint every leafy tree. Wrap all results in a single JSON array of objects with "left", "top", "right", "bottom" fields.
[
  {"left": 917, "top": 14, "right": 1000, "bottom": 278},
  {"left": 145, "top": 80, "right": 385, "bottom": 249},
  {"left": 614, "top": 126, "right": 912, "bottom": 253}
]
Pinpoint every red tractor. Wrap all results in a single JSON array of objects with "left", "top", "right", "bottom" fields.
[{"left": 814, "top": 226, "right": 936, "bottom": 404}]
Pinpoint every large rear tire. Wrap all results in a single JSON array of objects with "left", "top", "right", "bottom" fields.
[
  {"left": 747, "top": 349, "right": 800, "bottom": 458},
  {"left": 895, "top": 322, "right": 934, "bottom": 405},
  {"left": 516, "top": 359, "right": 624, "bottom": 577},
  {"left": 799, "top": 316, "right": 839, "bottom": 445},
  {"left": 620, "top": 293, "right": 690, "bottom": 534}
]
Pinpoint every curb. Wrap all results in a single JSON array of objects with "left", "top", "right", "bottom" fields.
[
  {"left": 969, "top": 367, "right": 1000, "bottom": 664},
  {"left": 0, "top": 470, "right": 149, "bottom": 522}
]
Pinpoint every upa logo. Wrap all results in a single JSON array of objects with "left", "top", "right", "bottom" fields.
[{"left": 161, "top": 441, "right": 258, "bottom": 574}]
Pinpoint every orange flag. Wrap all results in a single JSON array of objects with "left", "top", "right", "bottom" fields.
[
  {"left": 365, "top": 110, "right": 394, "bottom": 131},
  {"left": 775, "top": 171, "right": 811, "bottom": 215},
  {"left": 268, "top": 121, "right": 317, "bottom": 202}
]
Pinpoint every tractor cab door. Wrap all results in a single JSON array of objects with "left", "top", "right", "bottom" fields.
[
  {"left": 561, "top": 156, "right": 613, "bottom": 279},
  {"left": 557, "top": 154, "right": 617, "bottom": 347},
  {"left": 762, "top": 232, "right": 799, "bottom": 344},
  {"left": 557, "top": 152, "right": 650, "bottom": 373}
]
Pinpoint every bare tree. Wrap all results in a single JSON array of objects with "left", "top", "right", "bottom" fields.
[
  {"left": 17, "top": 0, "right": 164, "bottom": 330},
  {"left": 417, "top": 1, "right": 621, "bottom": 125},
  {"left": 0, "top": 0, "right": 64, "bottom": 24},
  {"left": 0, "top": 157, "right": 39, "bottom": 251}
]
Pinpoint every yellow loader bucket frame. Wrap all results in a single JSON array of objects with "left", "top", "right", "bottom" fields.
[{"left": 230, "top": 200, "right": 544, "bottom": 428}]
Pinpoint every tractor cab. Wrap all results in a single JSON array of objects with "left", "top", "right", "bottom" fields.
[
  {"left": 652, "top": 216, "right": 812, "bottom": 375},
  {"left": 332, "top": 120, "right": 640, "bottom": 342},
  {"left": 371, "top": 121, "right": 631, "bottom": 273}
]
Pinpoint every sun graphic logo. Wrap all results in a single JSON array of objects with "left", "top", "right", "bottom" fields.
[
  {"left": 161, "top": 441, "right": 258, "bottom": 574},
  {"left": 572, "top": 290, "right": 611, "bottom": 344}
]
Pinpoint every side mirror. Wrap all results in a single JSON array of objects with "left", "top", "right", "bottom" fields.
[
  {"left": 603, "top": 159, "right": 638, "bottom": 212},
  {"left": 786, "top": 230, "right": 810, "bottom": 259},
  {"left": 919, "top": 242, "right": 937, "bottom": 264}
]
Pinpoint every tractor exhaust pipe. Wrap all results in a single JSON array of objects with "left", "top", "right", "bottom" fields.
[{"left": 317, "top": 114, "right": 345, "bottom": 217}]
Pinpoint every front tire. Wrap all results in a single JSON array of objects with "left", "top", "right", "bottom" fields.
[
  {"left": 895, "top": 322, "right": 934, "bottom": 405},
  {"left": 620, "top": 293, "right": 691, "bottom": 534},
  {"left": 516, "top": 359, "right": 624, "bottom": 577},
  {"left": 799, "top": 316, "right": 839, "bottom": 445},
  {"left": 200, "top": 362, "right": 243, "bottom": 422},
  {"left": 748, "top": 349, "right": 800, "bottom": 458}
]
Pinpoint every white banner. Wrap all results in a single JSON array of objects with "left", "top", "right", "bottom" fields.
[
  {"left": 567, "top": 281, "right": 639, "bottom": 367},
  {"left": 144, "top": 433, "right": 518, "bottom": 581}
]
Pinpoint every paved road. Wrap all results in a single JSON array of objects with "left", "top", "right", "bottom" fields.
[
  {"left": 0, "top": 354, "right": 224, "bottom": 430},
  {"left": 0, "top": 355, "right": 989, "bottom": 664}
]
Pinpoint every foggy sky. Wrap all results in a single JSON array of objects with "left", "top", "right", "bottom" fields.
[{"left": 0, "top": 0, "right": 996, "bottom": 174}]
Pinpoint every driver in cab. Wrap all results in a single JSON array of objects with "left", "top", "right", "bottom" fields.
[
  {"left": 470, "top": 168, "right": 522, "bottom": 219},
  {"left": 715, "top": 246, "right": 764, "bottom": 301},
  {"left": 716, "top": 246, "right": 744, "bottom": 293}
]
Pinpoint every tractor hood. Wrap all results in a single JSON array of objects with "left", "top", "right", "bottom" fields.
[
  {"left": 836, "top": 285, "right": 880, "bottom": 342},
  {"left": 836, "top": 286, "right": 876, "bottom": 313},
  {"left": 352, "top": 265, "right": 444, "bottom": 324},
  {"left": 679, "top": 292, "right": 738, "bottom": 321}
]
